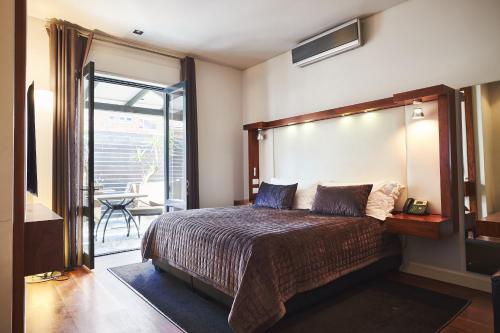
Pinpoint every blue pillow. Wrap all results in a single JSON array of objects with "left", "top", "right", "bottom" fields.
[{"left": 253, "top": 182, "right": 298, "bottom": 209}]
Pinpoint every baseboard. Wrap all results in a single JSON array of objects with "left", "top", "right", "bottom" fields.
[{"left": 401, "top": 261, "right": 491, "bottom": 293}]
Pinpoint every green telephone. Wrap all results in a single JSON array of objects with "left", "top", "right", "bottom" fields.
[{"left": 403, "top": 198, "right": 428, "bottom": 215}]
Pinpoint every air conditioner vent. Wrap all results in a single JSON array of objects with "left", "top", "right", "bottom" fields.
[{"left": 292, "top": 18, "right": 362, "bottom": 67}]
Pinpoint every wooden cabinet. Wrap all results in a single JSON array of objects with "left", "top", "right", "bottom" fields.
[
  {"left": 466, "top": 236, "right": 500, "bottom": 275},
  {"left": 24, "top": 204, "right": 64, "bottom": 276},
  {"left": 386, "top": 213, "right": 452, "bottom": 240}
]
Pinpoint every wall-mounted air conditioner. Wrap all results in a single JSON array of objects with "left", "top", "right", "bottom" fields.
[{"left": 292, "top": 18, "right": 362, "bottom": 67}]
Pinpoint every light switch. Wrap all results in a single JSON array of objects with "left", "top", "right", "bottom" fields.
[
  {"left": 252, "top": 179, "right": 259, "bottom": 185},
  {"left": 252, "top": 188, "right": 259, "bottom": 194}
]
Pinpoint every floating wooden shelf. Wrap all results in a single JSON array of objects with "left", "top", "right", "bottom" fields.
[
  {"left": 386, "top": 213, "right": 452, "bottom": 240},
  {"left": 24, "top": 204, "right": 64, "bottom": 276}
]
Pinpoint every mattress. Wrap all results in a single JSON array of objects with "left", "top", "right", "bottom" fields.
[{"left": 141, "top": 206, "right": 401, "bottom": 333}]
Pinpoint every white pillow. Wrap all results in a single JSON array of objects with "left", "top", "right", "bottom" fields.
[
  {"left": 320, "top": 180, "right": 404, "bottom": 220},
  {"left": 269, "top": 178, "right": 318, "bottom": 210},
  {"left": 268, "top": 178, "right": 404, "bottom": 219}
]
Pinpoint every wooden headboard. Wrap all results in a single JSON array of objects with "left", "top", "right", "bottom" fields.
[{"left": 243, "top": 85, "right": 460, "bottom": 232}]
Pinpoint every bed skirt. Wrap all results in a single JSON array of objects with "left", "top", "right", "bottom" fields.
[{"left": 152, "top": 254, "right": 402, "bottom": 313}]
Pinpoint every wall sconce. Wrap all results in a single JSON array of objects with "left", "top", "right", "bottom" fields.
[
  {"left": 411, "top": 99, "right": 424, "bottom": 119},
  {"left": 257, "top": 129, "right": 264, "bottom": 141}
]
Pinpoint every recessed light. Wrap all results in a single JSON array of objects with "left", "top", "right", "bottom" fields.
[{"left": 132, "top": 29, "right": 144, "bottom": 36}]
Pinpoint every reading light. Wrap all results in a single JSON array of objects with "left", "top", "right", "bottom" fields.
[
  {"left": 257, "top": 129, "right": 264, "bottom": 141},
  {"left": 412, "top": 108, "right": 424, "bottom": 119},
  {"left": 411, "top": 99, "right": 424, "bottom": 119}
]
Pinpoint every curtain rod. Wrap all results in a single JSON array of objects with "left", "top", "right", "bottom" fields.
[
  {"left": 47, "top": 19, "right": 184, "bottom": 61},
  {"left": 91, "top": 33, "right": 184, "bottom": 61}
]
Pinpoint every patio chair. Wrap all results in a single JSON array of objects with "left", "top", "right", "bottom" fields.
[{"left": 126, "top": 182, "right": 164, "bottom": 226}]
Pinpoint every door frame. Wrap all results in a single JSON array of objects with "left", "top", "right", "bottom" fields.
[
  {"left": 81, "top": 72, "right": 171, "bottom": 263},
  {"left": 164, "top": 82, "right": 187, "bottom": 211},
  {"left": 81, "top": 61, "right": 96, "bottom": 269}
]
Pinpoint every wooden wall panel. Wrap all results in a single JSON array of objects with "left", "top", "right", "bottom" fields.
[
  {"left": 244, "top": 84, "right": 460, "bottom": 233},
  {"left": 243, "top": 98, "right": 404, "bottom": 130},
  {"left": 13, "top": 0, "right": 27, "bottom": 331},
  {"left": 247, "top": 130, "right": 259, "bottom": 200}
]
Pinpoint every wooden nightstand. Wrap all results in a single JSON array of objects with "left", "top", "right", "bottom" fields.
[
  {"left": 234, "top": 199, "right": 252, "bottom": 206},
  {"left": 386, "top": 213, "right": 452, "bottom": 240}
]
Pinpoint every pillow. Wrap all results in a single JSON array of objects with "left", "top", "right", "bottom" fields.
[
  {"left": 266, "top": 178, "right": 404, "bottom": 218},
  {"left": 367, "top": 181, "right": 404, "bottom": 218},
  {"left": 321, "top": 180, "right": 404, "bottom": 220},
  {"left": 311, "top": 184, "right": 373, "bottom": 217},
  {"left": 292, "top": 182, "right": 319, "bottom": 209},
  {"left": 270, "top": 178, "right": 318, "bottom": 209},
  {"left": 253, "top": 182, "right": 298, "bottom": 209}
]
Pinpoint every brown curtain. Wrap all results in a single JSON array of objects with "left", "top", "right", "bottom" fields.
[
  {"left": 49, "top": 20, "right": 91, "bottom": 268},
  {"left": 181, "top": 57, "right": 199, "bottom": 209}
]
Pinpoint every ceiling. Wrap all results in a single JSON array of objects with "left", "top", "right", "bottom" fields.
[{"left": 28, "top": 0, "right": 407, "bottom": 69}]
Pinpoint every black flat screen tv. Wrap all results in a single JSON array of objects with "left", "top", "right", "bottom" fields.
[{"left": 27, "top": 82, "right": 38, "bottom": 195}]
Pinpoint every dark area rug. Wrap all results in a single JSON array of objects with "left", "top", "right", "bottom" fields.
[{"left": 109, "top": 262, "right": 470, "bottom": 333}]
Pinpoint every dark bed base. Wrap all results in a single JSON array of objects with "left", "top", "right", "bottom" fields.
[{"left": 152, "top": 254, "right": 402, "bottom": 312}]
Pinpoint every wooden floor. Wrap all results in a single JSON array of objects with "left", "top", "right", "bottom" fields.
[
  {"left": 26, "top": 251, "right": 181, "bottom": 333},
  {"left": 388, "top": 272, "right": 493, "bottom": 333},
  {"left": 26, "top": 251, "right": 494, "bottom": 333}
]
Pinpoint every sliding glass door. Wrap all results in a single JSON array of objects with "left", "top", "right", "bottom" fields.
[{"left": 81, "top": 62, "right": 95, "bottom": 269}]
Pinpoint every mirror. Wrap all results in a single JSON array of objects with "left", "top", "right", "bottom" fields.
[{"left": 461, "top": 80, "right": 500, "bottom": 275}]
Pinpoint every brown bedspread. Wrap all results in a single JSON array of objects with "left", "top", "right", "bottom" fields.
[{"left": 141, "top": 206, "right": 400, "bottom": 333}]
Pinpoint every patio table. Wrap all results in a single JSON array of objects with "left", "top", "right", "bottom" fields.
[{"left": 94, "top": 193, "right": 148, "bottom": 243}]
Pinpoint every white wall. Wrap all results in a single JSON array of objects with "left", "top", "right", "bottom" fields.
[
  {"left": 0, "top": 0, "right": 15, "bottom": 330},
  {"left": 26, "top": 16, "right": 244, "bottom": 211},
  {"left": 27, "top": 17, "right": 50, "bottom": 90},
  {"left": 196, "top": 60, "right": 243, "bottom": 207},
  {"left": 242, "top": 0, "right": 500, "bottom": 291},
  {"left": 405, "top": 101, "right": 441, "bottom": 214},
  {"left": 27, "top": 16, "right": 52, "bottom": 208},
  {"left": 243, "top": 0, "right": 500, "bottom": 125},
  {"left": 262, "top": 106, "right": 407, "bottom": 187}
]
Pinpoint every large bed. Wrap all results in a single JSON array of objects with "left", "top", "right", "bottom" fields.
[{"left": 141, "top": 205, "right": 401, "bottom": 333}]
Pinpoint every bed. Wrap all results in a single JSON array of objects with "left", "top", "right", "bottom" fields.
[{"left": 141, "top": 205, "right": 401, "bottom": 333}]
